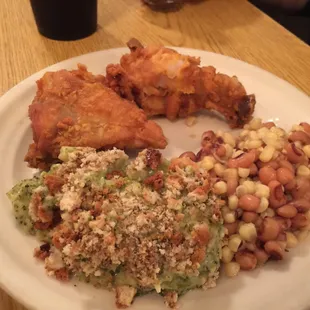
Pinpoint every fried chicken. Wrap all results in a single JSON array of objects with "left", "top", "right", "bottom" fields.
[
  {"left": 25, "top": 64, "right": 167, "bottom": 170},
  {"left": 106, "top": 39, "right": 256, "bottom": 128}
]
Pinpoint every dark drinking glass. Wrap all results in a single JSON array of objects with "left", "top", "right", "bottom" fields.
[
  {"left": 30, "top": 0, "right": 97, "bottom": 41},
  {"left": 142, "top": 0, "right": 184, "bottom": 11}
]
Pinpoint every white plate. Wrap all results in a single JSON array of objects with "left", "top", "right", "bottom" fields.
[{"left": 0, "top": 47, "right": 310, "bottom": 310}]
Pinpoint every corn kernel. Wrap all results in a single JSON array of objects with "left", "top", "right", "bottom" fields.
[
  {"left": 228, "top": 195, "right": 239, "bottom": 210},
  {"left": 240, "top": 130, "right": 249, "bottom": 138},
  {"left": 259, "top": 145, "right": 275, "bottom": 162},
  {"left": 214, "top": 163, "right": 225, "bottom": 177},
  {"left": 228, "top": 234, "right": 242, "bottom": 252},
  {"left": 200, "top": 156, "right": 215, "bottom": 171},
  {"left": 238, "top": 142, "right": 245, "bottom": 149},
  {"left": 302, "top": 145, "right": 310, "bottom": 158},
  {"left": 249, "top": 118, "right": 262, "bottom": 130},
  {"left": 224, "top": 262, "right": 240, "bottom": 277},
  {"left": 249, "top": 131, "right": 259, "bottom": 140},
  {"left": 213, "top": 181, "right": 227, "bottom": 195},
  {"left": 286, "top": 232, "right": 299, "bottom": 248},
  {"left": 224, "top": 212, "right": 236, "bottom": 224},
  {"left": 223, "top": 132, "right": 236, "bottom": 147},
  {"left": 262, "top": 132, "right": 278, "bottom": 146},
  {"left": 255, "top": 184, "right": 270, "bottom": 199},
  {"left": 242, "top": 181, "right": 256, "bottom": 194},
  {"left": 247, "top": 139, "right": 263, "bottom": 149},
  {"left": 221, "top": 246, "right": 234, "bottom": 263},
  {"left": 225, "top": 144, "right": 234, "bottom": 158},
  {"left": 295, "top": 230, "right": 309, "bottom": 242},
  {"left": 297, "top": 165, "right": 310, "bottom": 177},
  {"left": 291, "top": 124, "right": 304, "bottom": 132},
  {"left": 236, "top": 185, "right": 248, "bottom": 197},
  {"left": 185, "top": 116, "right": 197, "bottom": 127},
  {"left": 270, "top": 127, "right": 285, "bottom": 138},
  {"left": 238, "top": 168, "right": 250, "bottom": 178},
  {"left": 239, "top": 223, "right": 257, "bottom": 242},
  {"left": 257, "top": 197, "right": 269, "bottom": 213},
  {"left": 232, "top": 150, "right": 244, "bottom": 159},
  {"left": 223, "top": 168, "right": 238, "bottom": 180},
  {"left": 257, "top": 127, "right": 269, "bottom": 139}
]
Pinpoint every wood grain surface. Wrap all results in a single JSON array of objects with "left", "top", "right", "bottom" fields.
[{"left": 0, "top": 0, "right": 309, "bottom": 309}]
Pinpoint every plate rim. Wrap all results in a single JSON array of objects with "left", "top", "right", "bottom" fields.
[{"left": 0, "top": 46, "right": 309, "bottom": 310}]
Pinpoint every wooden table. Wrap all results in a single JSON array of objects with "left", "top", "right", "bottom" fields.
[{"left": 0, "top": 0, "right": 310, "bottom": 309}]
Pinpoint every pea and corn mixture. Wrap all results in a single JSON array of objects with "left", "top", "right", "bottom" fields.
[
  {"left": 7, "top": 147, "right": 223, "bottom": 308},
  {"left": 179, "top": 118, "right": 310, "bottom": 277}
]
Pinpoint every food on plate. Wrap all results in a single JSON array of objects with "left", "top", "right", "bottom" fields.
[
  {"left": 179, "top": 119, "right": 310, "bottom": 276},
  {"left": 24, "top": 64, "right": 167, "bottom": 170},
  {"left": 106, "top": 39, "right": 256, "bottom": 128},
  {"left": 8, "top": 147, "right": 223, "bottom": 308}
]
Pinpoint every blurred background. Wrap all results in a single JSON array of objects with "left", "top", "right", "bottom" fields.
[{"left": 250, "top": 0, "right": 310, "bottom": 45}]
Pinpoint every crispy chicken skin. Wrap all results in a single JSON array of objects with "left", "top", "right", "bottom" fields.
[
  {"left": 106, "top": 39, "right": 256, "bottom": 128},
  {"left": 25, "top": 64, "right": 167, "bottom": 170}
]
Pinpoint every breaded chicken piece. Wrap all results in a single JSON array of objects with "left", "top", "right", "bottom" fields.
[
  {"left": 106, "top": 39, "right": 255, "bottom": 128},
  {"left": 25, "top": 64, "right": 167, "bottom": 170}
]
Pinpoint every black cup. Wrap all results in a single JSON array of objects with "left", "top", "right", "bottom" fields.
[{"left": 30, "top": 0, "right": 97, "bottom": 41}]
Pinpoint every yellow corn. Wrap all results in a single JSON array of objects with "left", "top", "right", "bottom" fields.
[
  {"left": 239, "top": 223, "right": 257, "bottom": 242},
  {"left": 228, "top": 234, "right": 242, "bottom": 252},
  {"left": 213, "top": 181, "right": 227, "bottom": 195},
  {"left": 286, "top": 232, "right": 299, "bottom": 248},
  {"left": 228, "top": 195, "right": 239, "bottom": 210},
  {"left": 224, "top": 262, "right": 240, "bottom": 277},
  {"left": 256, "top": 197, "right": 269, "bottom": 213},
  {"left": 221, "top": 246, "right": 234, "bottom": 263}
]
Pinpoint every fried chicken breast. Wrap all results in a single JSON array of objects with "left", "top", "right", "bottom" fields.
[
  {"left": 106, "top": 39, "right": 255, "bottom": 128},
  {"left": 25, "top": 64, "right": 167, "bottom": 170}
]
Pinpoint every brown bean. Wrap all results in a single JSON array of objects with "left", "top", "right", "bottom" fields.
[
  {"left": 259, "top": 217, "right": 280, "bottom": 242},
  {"left": 262, "top": 122, "right": 276, "bottom": 129},
  {"left": 224, "top": 222, "right": 239, "bottom": 235},
  {"left": 292, "top": 177, "right": 310, "bottom": 200},
  {"left": 227, "top": 150, "right": 256, "bottom": 169},
  {"left": 278, "top": 160, "right": 295, "bottom": 174},
  {"left": 254, "top": 248, "right": 270, "bottom": 265},
  {"left": 242, "top": 211, "right": 259, "bottom": 223},
  {"left": 259, "top": 166, "right": 277, "bottom": 185},
  {"left": 216, "top": 145, "right": 226, "bottom": 157},
  {"left": 276, "top": 232, "right": 287, "bottom": 250},
  {"left": 235, "top": 250, "right": 257, "bottom": 270},
  {"left": 300, "top": 122, "right": 310, "bottom": 134},
  {"left": 276, "top": 167, "right": 294, "bottom": 185},
  {"left": 249, "top": 163, "right": 258, "bottom": 176},
  {"left": 289, "top": 131, "right": 310, "bottom": 145},
  {"left": 254, "top": 217, "right": 263, "bottom": 230},
  {"left": 264, "top": 241, "right": 284, "bottom": 260},
  {"left": 201, "top": 130, "right": 216, "bottom": 147},
  {"left": 268, "top": 180, "right": 287, "bottom": 208},
  {"left": 196, "top": 147, "right": 211, "bottom": 161},
  {"left": 179, "top": 152, "right": 197, "bottom": 162},
  {"left": 285, "top": 143, "right": 305, "bottom": 164},
  {"left": 227, "top": 178, "right": 238, "bottom": 196},
  {"left": 285, "top": 180, "right": 296, "bottom": 191},
  {"left": 291, "top": 199, "right": 310, "bottom": 212},
  {"left": 257, "top": 160, "right": 280, "bottom": 170},
  {"left": 238, "top": 194, "right": 260, "bottom": 211},
  {"left": 276, "top": 204, "right": 298, "bottom": 218},
  {"left": 291, "top": 213, "right": 309, "bottom": 229},
  {"left": 274, "top": 216, "right": 292, "bottom": 231}
]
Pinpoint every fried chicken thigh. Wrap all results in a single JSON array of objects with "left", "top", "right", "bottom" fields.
[
  {"left": 106, "top": 39, "right": 255, "bottom": 128},
  {"left": 25, "top": 65, "right": 167, "bottom": 169}
]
